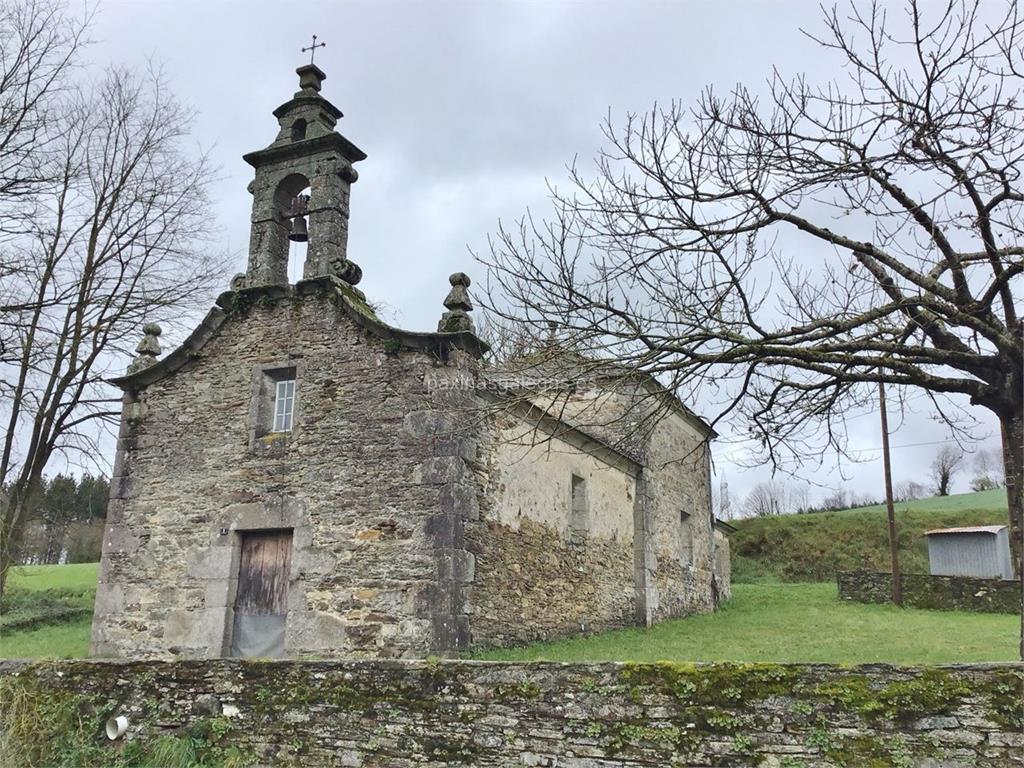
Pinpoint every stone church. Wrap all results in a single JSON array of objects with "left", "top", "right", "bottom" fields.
[{"left": 91, "top": 63, "right": 729, "bottom": 659}]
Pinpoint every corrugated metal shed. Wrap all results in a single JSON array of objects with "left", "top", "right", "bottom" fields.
[
  {"left": 924, "top": 525, "right": 1007, "bottom": 535},
  {"left": 924, "top": 525, "right": 1014, "bottom": 580}
]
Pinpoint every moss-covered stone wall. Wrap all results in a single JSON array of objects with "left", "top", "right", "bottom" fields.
[
  {"left": 1, "top": 659, "right": 1020, "bottom": 767},
  {"left": 838, "top": 570, "right": 1022, "bottom": 614}
]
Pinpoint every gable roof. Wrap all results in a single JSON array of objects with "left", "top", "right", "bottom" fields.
[
  {"left": 714, "top": 518, "right": 738, "bottom": 535},
  {"left": 111, "top": 276, "right": 488, "bottom": 392},
  {"left": 485, "top": 346, "right": 716, "bottom": 441}
]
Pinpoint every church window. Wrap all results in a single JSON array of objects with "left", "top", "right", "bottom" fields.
[
  {"left": 291, "top": 119, "right": 307, "bottom": 142},
  {"left": 679, "top": 505, "right": 694, "bottom": 567},
  {"left": 249, "top": 364, "right": 299, "bottom": 447},
  {"left": 273, "top": 379, "right": 296, "bottom": 432},
  {"left": 569, "top": 473, "right": 589, "bottom": 544}
]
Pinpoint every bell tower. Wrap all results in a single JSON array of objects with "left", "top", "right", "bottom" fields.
[{"left": 239, "top": 62, "right": 366, "bottom": 288}]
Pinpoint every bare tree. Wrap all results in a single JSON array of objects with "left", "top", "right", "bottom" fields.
[
  {"left": 848, "top": 491, "right": 881, "bottom": 508},
  {"left": 789, "top": 483, "right": 811, "bottom": 514},
  {"left": 819, "top": 488, "right": 849, "bottom": 512},
  {"left": 744, "top": 482, "right": 785, "bottom": 518},
  {"left": 743, "top": 480, "right": 808, "bottom": 517},
  {"left": 0, "top": 10, "right": 224, "bottom": 591},
  {"left": 0, "top": 0, "right": 88, "bottom": 236},
  {"left": 894, "top": 479, "right": 927, "bottom": 502},
  {"left": 971, "top": 446, "right": 1006, "bottom": 490},
  {"left": 930, "top": 444, "right": 966, "bottom": 496},
  {"left": 481, "top": 1, "right": 1024, "bottom": 576}
]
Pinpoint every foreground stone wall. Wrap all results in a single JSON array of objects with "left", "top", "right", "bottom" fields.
[
  {"left": 838, "top": 571, "right": 1022, "bottom": 614},
  {"left": 0, "top": 660, "right": 1020, "bottom": 767}
]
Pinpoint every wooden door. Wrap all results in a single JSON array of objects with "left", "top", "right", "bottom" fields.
[{"left": 229, "top": 530, "right": 292, "bottom": 658}]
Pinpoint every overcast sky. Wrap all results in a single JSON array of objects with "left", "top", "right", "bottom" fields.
[{"left": 87, "top": 0, "right": 1005, "bottom": 509}]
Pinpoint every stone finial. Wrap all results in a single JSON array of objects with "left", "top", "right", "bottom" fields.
[
  {"left": 327, "top": 256, "right": 362, "bottom": 286},
  {"left": 296, "top": 64, "right": 326, "bottom": 93},
  {"left": 437, "top": 273, "right": 475, "bottom": 334},
  {"left": 546, "top": 320, "right": 558, "bottom": 346},
  {"left": 128, "top": 323, "right": 162, "bottom": 373}
]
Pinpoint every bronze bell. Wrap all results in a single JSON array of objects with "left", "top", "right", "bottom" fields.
[{"left": 289, "top": 215, "right": 309, "bottom": 243}]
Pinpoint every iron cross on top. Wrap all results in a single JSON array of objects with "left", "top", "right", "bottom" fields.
[{"left": 302, "top": 35, "right": 325, "bottom": 64}]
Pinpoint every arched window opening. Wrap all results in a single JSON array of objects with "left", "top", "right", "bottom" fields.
[
  {"left": 271, "top": 173, "right": 311, "bottom": 285},
  {"left": 287, "top": 185, "right": 312, "bottom": 283},
  {"left": 291, "top": 119, "right": 307, "bottom": 142}
]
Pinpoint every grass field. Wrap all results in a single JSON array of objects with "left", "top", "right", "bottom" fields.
[
  {"left": 731, "top": 489, "right": 1010, "bottom": 582},
  {"left": 2, "top": 554, "right": 1019, "bottom": 664},
  {"left": 0, "top": 562, "right": 97, "bottom": 659},
  {"left": 7, "top": 561, "right": 98, "bottom": 591},
  {"left": 473, "top": 582, "right": 1019, "bottom": 664},
  {"left": 0, "top": 615, "right": 93, "bottom": 658}
]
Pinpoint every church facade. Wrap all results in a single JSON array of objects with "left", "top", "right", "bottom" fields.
[{"left": 91, "top": 64, "right": 728, "bottom": 659}]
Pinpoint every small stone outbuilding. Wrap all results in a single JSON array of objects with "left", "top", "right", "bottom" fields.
[{"left": 91, "top": 64, "right": 726, "bottom": 659}]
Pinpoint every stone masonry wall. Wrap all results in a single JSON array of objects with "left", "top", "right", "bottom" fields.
[
  {"left": 837, "top": 571, "right": 1022, "bottom": 614},
  {"left": 93, "top": 283, "right": 480, "bottom": 659},
  {"left": 0, "top": 659, "right": 1020, "bottom": 767},
  {"left": 713, "top": 529, "right": 732, "bottom": 602},
  {"left": 641, "top": 409, "right": 719, "bottom": 622},
  {"left": 467, "top": 418, "right": 640, "bottom": 647},
  {"left": 545, "top": 384, "right": 721, "bottom": 624}
]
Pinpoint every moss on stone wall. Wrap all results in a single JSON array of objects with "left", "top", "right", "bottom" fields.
[
  {"left": 838, "top": 570, "right": 1021, "bottom": 614},
  {"left": 811, "top": 668, "right": 972, "bottom": 722},
  {"left": 0, "top": 660, "right": 1020, "bottom": 767},
  {"left": 0, "top": 670, "right": 255, "bottom": 768},
  {"left": 621, "top": 661, "right": 799, "bottom": 707}
]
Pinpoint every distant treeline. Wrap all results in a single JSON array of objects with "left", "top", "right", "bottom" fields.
[{"left": 6, "top": 475, "right": 109, "bottom": 565}]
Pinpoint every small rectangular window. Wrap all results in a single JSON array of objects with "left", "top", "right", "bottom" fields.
[
  {"left": 570, "top": 473, "right": 589, "bottom": 544},
  {"left": 273, "top": 379, "right": 295, "bottom": 432},
  {"left": 249, "top": 364, "right": 299, "bottom": 448},
  {"left": 679, "top": 505, "right": 694, "bottom": 566}
]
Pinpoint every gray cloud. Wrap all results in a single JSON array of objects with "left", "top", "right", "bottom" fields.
[{"left": 89, "top": 0, "right": 1005, "bottom": 505}]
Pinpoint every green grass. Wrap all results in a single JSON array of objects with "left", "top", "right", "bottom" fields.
[
  {"left": 1, "top": 563, "right": 97, "bottom": 659},
  {"left": 6, "top": 562, "right": 98, "bottom": 591},
  {"left": 731, "top": 489, "right": 1009, "bottom": 582},
  {"left": 847, "top": 488, "right": 1008, "bottom": 515},
  {"left": 2, "top": 555, "right": 1018, "bottom": 664},
  {"left": 473, "top": 582, "right": 1019, "bottom": 664},
  {"left": 0, "top": 614, "right": 93, "bottom": 659}
]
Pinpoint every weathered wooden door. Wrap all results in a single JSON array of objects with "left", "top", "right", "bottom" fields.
[{"left": 229, "top": 530, "right": 292, "bottom": 658}]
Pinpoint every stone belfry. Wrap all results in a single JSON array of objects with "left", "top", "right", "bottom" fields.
[{"left": 239, "top": 59, "right": 366, "bottom": 288}]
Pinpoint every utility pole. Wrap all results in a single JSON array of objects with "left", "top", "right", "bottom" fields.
[{"left": 878, "top": 381, "right": 902, "bottom": 605}]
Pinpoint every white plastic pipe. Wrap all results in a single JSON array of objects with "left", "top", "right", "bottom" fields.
[{"left": 105, "top": 715, "right": 129, "bottom": 740}]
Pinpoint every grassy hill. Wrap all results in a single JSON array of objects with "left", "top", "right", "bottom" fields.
[{"left": 731, "top": 488, "right": 1010, "bottom": 582}]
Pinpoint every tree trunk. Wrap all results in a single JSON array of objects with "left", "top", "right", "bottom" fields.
[
  {"left": 0, "top": 525, "right": 11, "bottom": 595},
  {"left": 1000, "top": 409, "right": 1023, "bottom": 661},
  {"left": 1002, "top": 411, "right": 1023, "bottom": 577},
  {"left": 879, "top": 382, "right": 902, "bottom": 605},
  {"left": 0, "top": 483, "right": 35, "bottom": 596},
  {"left": 0, "top": 503, "right": 20, "bottom": 596}
]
